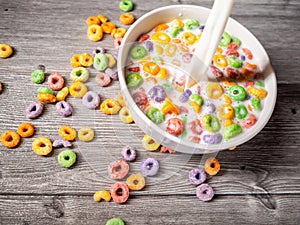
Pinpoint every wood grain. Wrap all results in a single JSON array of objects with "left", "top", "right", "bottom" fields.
[{"left": 0, "top": 0, "right": 300, "bottom": 224}]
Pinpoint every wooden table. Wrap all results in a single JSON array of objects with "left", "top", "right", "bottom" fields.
[{"left": 1, "top": 0, "right": 299, "bottom": 224}]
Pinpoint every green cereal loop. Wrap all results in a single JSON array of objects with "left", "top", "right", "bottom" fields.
[
  {"left": 93, "top": 53, "right": 108, "bottom": 72},
  {"left": 234, "top": 104, "right": 248, "bottom": 119},
  {"left": 255, "top": 81, "right": 264, "bottom": 87},
  {"left": 30, "top": 70, "right": 45, "bottom": 84},
  {"left": 219, "top": 32, "right": 231, "bottom": 47},
  {"left": 181, "top": 115, "right": 187, "bottom": 123},
  {"left": 231, "top": 36, "right": 241, "bottom": 46},
  {"left": 119, "top": 0, "right": 133, "bottom": 12},
  {"left": 145, "top": 107, "right": 164, "bottom": 124},
  {"left": 223, "top": 123, "right": 242, "bottom": 140},
  {"left": 126, "top": 73, "right": 143, "bottom": 89},
  {"left": 37, "top": 87, "right": 53, "bottom": 95},
  {"left": 251, "top": 97, "right": 261, "bottom": 111},
  {"left": 58, "top": 150, "right": 76, "bottom": 168},
  {"left": 130, "top": 46, "right": 147, "bottom": 60},
  {"left": 152, "top": 56, "right": 163, "bottom": 62},
  {"left": 162, "top": 83, "right": 172, "bottom": 92},
  {"left": 179, "top": 129, "right": 187, "bottom": 139},
  {"left": 189, "top": 94, "right": 203, "bottom": 106},
  {"left": 228, "top": 85, "right": 247, "bottom": 101},
  {"left": 106, "top": 217, "right": 125, "bottom": 225},
  {"left": 70, "top": 67, "right": 89, "bottom": 83},
  {"left": 185, "top": 19, "right": 200, "bottom": 30},
  {"left": 170, "top": 26, "right": 183, "bottom": 38},
  {"left": 228, "top": 56, "right": 243, "bottom": 68},
  {"left": 201, "top": 114, "right": 220, "bottom": 133}
]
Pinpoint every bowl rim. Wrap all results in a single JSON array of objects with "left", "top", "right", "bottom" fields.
[{"left": 118, "top": 4, "right": 277, "bottom": 154}]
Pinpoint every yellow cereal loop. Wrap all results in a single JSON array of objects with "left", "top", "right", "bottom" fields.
[
  {"left": 142, "top": 135, "right": 160, "bottom": 151},
  {"left": 151, "top": 32, "right": 170, "bottom": 44},
  {"left": 165, "top": 44, "right": 177, "bottom": 57},
  {"left": 223, "top": 95, "right": 232, "bottom": 104},
  {"left": 37, "top": 92, "right": 56, "bottom": 103},
  {"left": 78, "top": 126, "right": 94, "bottom": 142},
  {"left": 70, "top": 54, "right": 82, "bottom": 68},
  {"left": 213, "top": 54, "right": 227, "bottom": 68},
  {"left": 247, "top": 86, "right": 267, "bottom": 99},
  {"left": 181, "top": 32, "right": 197, "bottom": 45},
  {"left": 105, "top": 53, "right": 116, "bottom": 68},
  {"left": 97, "top": 14, "right": 108, "bottom": 23},
  {"left": 86, "top": 16, "right": 101, "bottom": 26},
  {"left": 114, "top": 27, "right": 127, "bottom": 38},
  {"left": 100, "top": 98, "right": 121, "bottom": 115},
  {"left": 126, "top": 174, "right": 146, "bottom": 191},
  {"left": 69, "top": 81, "right": 88, "bottom": 98},
  {"left": 157, "top": 68, "right": 168, "bottom": 79},
  {"left": 143, "top": 62, "right": 160, "bottom": 75},
  {"left": 56, "top": 87, "right": 69, "bottom": 101},
  {"left": 119, "top": 107, "right": 133, "bottom": 124},
  {"left": 155, "top": 44, "right": 163, "bottom": 55},
  {"left": 223, "top": 119, "right": 233, "bottom": 128},
  {"left": 94, "top": 190, "right": 111, "bottom": 202},
  {"left": 117, "top": 93, "right": 126, "bottom": 107},
  {"left": 87, "top": 25, "right": 103, "bottom": 42},
  {"left": 222, "top": 79, "right": 236, "bottom": 88},
  {"left": 32, "top": 136, "right": 52, "bottom": 156},
  {"left": 189, "top": 101, "right": 201, "bottom": 113},
  {"left": 0, "top": 44, "right": 13, "bottom": 58},
  {"left": 172, "top": 19, "right": 184, "bottom": 27},
  {"left": 217, "top": 104, "right": 235, "bottom": 120},
  {"left": 162, "top": 98, "right": 179, "bottom": 115},
  {"left": 79, "top": 53, "right": 93, "bottom": 67},
  {"left": 215, "top": 47, "right": 223, "bottom": 54},
  {"left": 58, "top": 125, "right": 76, "bottom": 141},
  {"left": 206, "top": 82, "right": 223, "bottom": 99}
]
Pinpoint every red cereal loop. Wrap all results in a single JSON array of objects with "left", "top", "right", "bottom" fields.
[
  {"left": 209, "top": 65, "right": 224, "bottom": 79},
  {"left": 226, "top": 67, "right": 241, "bottom": 80},
  {"left": 133, "top": 92, "right": 148, "bottom": 106},
  {"left": 128, "top": 67, "right": 140, "bottom": 72},
  {"left": 48, "top": 72, "right": 64, "bottom": 91},
  {"left": 188, "top": 119, "right": 202, "bottom": 135},
  {"left": 242, "top": 114, "right": 257, "bottom": 128},
  {"left": 225, "top": 49, "right": 239, "bottom": 57},
  {"left": 95, "top": 73, "right": 111, "bottom": 87},
  {"left": 242, "top": 48, "right": 253, "bottom": 59},
  {"left": 189, "top": 136, "right": 200, "bottom": 143},
  {"left": 108, "top": 160, "right": 129, "bottom": 180},
  {"left": 166, "top": 118, "right": 183, "bottom": 136},
  {"left": 110, "top": 182, "right": 129, "bottom": 204},
  {"left": 160, "top": 146, "right": 175, "bottom": 153},
  {"left": 137, "top": 34, "right": 150, "bottom": 43},
  {"left": 227, "top": 43, "right": 239, "bottom": 50},
  {"left": 244, "top": 80, "right": 255, "bottom": 88}
]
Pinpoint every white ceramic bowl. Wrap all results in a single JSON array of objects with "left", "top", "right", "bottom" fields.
[{"left": 118, "top": 5, "right": 277, "bottom": 154}]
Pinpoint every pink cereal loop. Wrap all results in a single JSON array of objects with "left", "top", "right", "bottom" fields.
[
  {"left": 48, "top": 72, "right": 64, "bottom": 91},
  {"left": 114, "top": 38, "right": 123, "bottom": 49},
  {"left": 108, "top": 160, "right": 129, "bottom": 180}
]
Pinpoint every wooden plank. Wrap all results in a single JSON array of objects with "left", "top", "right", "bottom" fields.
[{"left": 0, "top": 194, "right": 299, "bottom": 225}]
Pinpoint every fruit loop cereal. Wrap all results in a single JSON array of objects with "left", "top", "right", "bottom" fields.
[
  {"left": 100, "top": 99, "right": 121, "bottom": 115},
  {"left": 69, "top": 81, "right": 88, "bottom": 98},
  {"left": 26, "top": 102, "right": 44, "bottom": 119},
  {"left": 140, "top": 158, "right": 159, "bottom": 177},
  {"left": 110, "top": 182, "right": 129, "bottom": 204},
  {"left": 79, "top": 53, "right": 93, "bottom": 67},
  {"left": 37, "top": 87, "right": 53, "bottom": 95},
  {"left": 94, "top": 190, "right": 111, "bottom": 202},
  {"left": 70, "top": 54, "right": 82, "bottom": 68},
  {"left": 58, "top": 150, "right": 77, "bottom": 168},
  {"left": 119, "top": 107, "right": 133, "bottom": 124},
  {"left": 87, "top": 25, "right": 103, "bottom": 42},
  {"left": 119, "top": 0, "right": 133, "bottom": 12},
  {"left": 204, "top": 157, "right": 220, "bottom": 176},
  {"left": 70, "top": 67, "right": 89, "bottom": 83},
  {"left": 196, "top": 183, "right": 214, "bottom": 202},
  {"left": 141, "top": 135, "right": 160, "bottom": 151},
  {"left": 48, "top": 72, "right": 64, "bottom": 91},
  {"left": 53, "top": 139, "right": 72, "bottom": 148},
  {"left": 126, "top": 174, "right": 146, "bottom": 191},
  {"left": 189, "top": 168, "right": 206, "bottom": 185},
  {"left": 82, "top": 91, "right": 100, "bottom": 109},
  {"left": 108, "top": 160, "right": 129, "bottom": 180},
  {"left": 17, "top": 122, "right": 35, "bottom": 138},
  {"left": 56, "top": 101, "right": 73, "bottom": 117},
  {"left": 0, "top": 43, "right": 13, "bottom": 58},
  {"left": 37, "top": 92, "right": 56, "bottom": 104},
  {"left": 1, "top": 130, "right": 20, "bottom": 148},
  {"left": 30, "top": 70, "right": 45, "bottom": 84},
  {"left": 58, "top": 125, "right": 76, "bottom": 141},
  {"left": 120, "top": 13, "right": 135, "bottom": 25},
  {"left": 78, "top": 126, "right": 94, "bottom": 142},
  {"left": 95, "top": 73, "right": 111, "bottom": 87},
  {"left": 121, "top": 146, "right": 137, "bottom": 162},
  {"left": 106, "top": 218, "right": 125, "bottom": 225},
  {"left": 32, "top": 136, "right": 52, "bottom": 155},
  {"left": 56, "top": 87, "right": 69, "bottom": 101},
  {"left": 125, "top": 18, "right": 268, "bottom": 145}
]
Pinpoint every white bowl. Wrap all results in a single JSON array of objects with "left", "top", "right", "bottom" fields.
[{"left": 118, "top": 5, "right": 277, "bottom": 154}]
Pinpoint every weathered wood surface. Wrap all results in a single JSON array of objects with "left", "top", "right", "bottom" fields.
[{"left": 1, "top": 0, "right": 300, "bottom": 224}]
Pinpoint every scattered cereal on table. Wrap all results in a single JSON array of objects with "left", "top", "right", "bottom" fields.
[
  {"left": 25, "top": 101, "right": 44, "bottom": 119},
  {"left": 189, "top": 168, "right": 206, "bottom": 185},
  {"left": 100, "top": 98, "right": 121, "bottom": 115},
  {"left": 106, "top": 217, "right": 125, "bottom": 225},
  {"left": 108, "top": 160, "right": 129, "bottom": 180},
  {"left": 0, "top": 43, "right": 13, "bottom": 58},
  {"left": 1, "top": 130, "right": 21, "bottom": 148},
  {"left": 126, "top": 174, "right": 145, "bottom": 191},
  {"left": 196, "top": 183, "right": 214, "bottom": 202},
  {"left": 94, "top": 190, "right": 111, "bottom": 202},
  {"left": 82, "top": 91, "right": 100, "bottom": 109},
  {"left": 58, "top": 125, "right": 77, "bottom": 141},
  {"left": 204, "top": 157, "right": 220, "bottom": 176},
  {"left": 141, "top": 135, "right": 160, "bottom": 151},
  {"left": 121, "top": 145, "right": 136, "bottom": 162},
  {"left": 53, "top": 139, "right": 72, "bottom": 148},
  {"left": 110, "top": 182, "right": 129, "bottom": 204},
  {"left": 17, "top": 122, "right": 35, "bottom": 138},
  {"left": 57, "top": 149, "right": 77, "bottom": 168},
  {"left": 32, "top": 136, "right": 52, "bottom": 156},
  {"left": 78, "top": 126, "right": 94, "bottom": 142},
  {"left": 140, "top": 158, "right": 159, "bottom": 177},
  {"left": 56, "top": 101, "right": 73, "bottom": 117}
]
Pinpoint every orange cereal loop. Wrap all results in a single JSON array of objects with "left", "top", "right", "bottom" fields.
[
  {"left": 17, "top": 123, "right": 34, "bottom": 138},
  {"left": 37, "top": 92, "right": 56, "bottom": 103},
  {"left": 32, "top": 136, "right": 52, "bottom": 156},
  {"left": 79, "top": 53, "right": 93, "bottom": 67},
  {"left": 70, "top": 54, "right": 82, "bottom": 68},
  {"left": 58, "top": 125, "right": 77, "bottom": 141},
  {"left": 154, "top": 23, "right": 169, "bottom": 32},
  {"left": 86, "top": 16, "right": 101, "bottom": 26},
  {"left": 120, "top": 13, "right": 135, "bottom": 25},
  {"left": 69, "top": 81, "right": 88, "bottom": 98},
  {"left": 113, "top": 27, "right": 127, "bottom": 38},
  {"left": 97, "top": 14, "right": 108, "bottom": 23},
  {"left": 101, "top": 22, "right": 116, "bottom": 34},
  {"left": 204, "top": 157, "right": 220, "bottom": 176},
  {"left": 87, "top": 25, "right": 103, "bottom": 42},
  {"left": 1, "top": 130, "right": 20, "bottom": 148},
  {"left": 100, "top": 98, "right": 121, "bottom": 115},
  {"left": 0, "top": 44, "right": 13, "bottom": 58}
]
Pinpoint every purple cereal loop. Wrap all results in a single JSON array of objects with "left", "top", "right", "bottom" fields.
[
  {"left": 56, "top": 101, "right": 72, "bottom": 117},
  {"left": 241, "top": 55, "right": 246, "bottom": 61},
  {"left": 179, "top": 89, "right": 192, "bottom": 102},
  {"left": 105, "top": 68, "right": 119, "bottom": 81},
  {"left": 203, "top": 133, "right": 222, "bottom": 144},
  {"left": 148, "top": 85, "right": 166, "bottom": 102},
  {"left": 26, "top": 102, "right": 44, "bottom": 119},
  {"left": 196, "top": 183, "right": 214, "bottom": 202},
  {"left": 189, "top": 168, "right": 206, "bottom": 185},
  {"left": 145, "top": 40, "right": 153, "bottom": 52},
  {"left": 82, "top": 91, "right": 100, "bottom": 109},
  {"left": 53, "top": 139, "right": 72, "bottom": 148},
  {"left": 121, "top": 146, "right": 137, "bottom": 162},
  {"left": 206, "top": 103, "right": 216, "bottom": 114},
  {"left": 140, "top": 158, "right": 159, "bottom": 177},
  {"left": 92, "top": 47, "right": 106, "bottom": 57}
]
